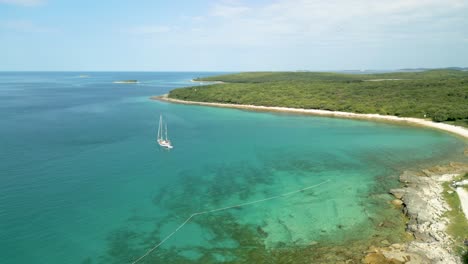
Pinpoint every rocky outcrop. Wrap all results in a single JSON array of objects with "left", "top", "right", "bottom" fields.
[
  {"left": 363, "top": 244, "right": 429, "bottom": 264},
  {"left": 364, "top": 162, "right": 468, "bottom": 264}
]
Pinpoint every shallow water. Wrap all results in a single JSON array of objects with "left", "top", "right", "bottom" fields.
[{"left": 0, "top": 72, "right": 466, "bottom": 263}]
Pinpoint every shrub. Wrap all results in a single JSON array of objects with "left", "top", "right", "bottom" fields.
[{"left": 432, "top": 110, "right": 449, "bottom": 122}]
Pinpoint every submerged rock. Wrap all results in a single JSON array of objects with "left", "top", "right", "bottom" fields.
[
  {"left": 309, "top": 241, "right": 318, "bottom": 246},
  {"left": 381, "top": 240, "right": 391, "bottom": 246},
  {"left": 363, "top": 252, "right": 404, "bottom": 264},
  {"left": 363, "top": 244, "right": 431, "bottom": 264},
  {"left": 256, "top": 226, "right": 268, "bottom": 238},
  {"left": 390, "top": 188, "right": 406, "bottom": 199},
  {"left": 391, "top": 199, "right": 403, "bottom": 207}
]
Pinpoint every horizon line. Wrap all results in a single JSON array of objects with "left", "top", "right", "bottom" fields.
[{"left": 1, "top": 67, "right": 467, "bottom": 73}]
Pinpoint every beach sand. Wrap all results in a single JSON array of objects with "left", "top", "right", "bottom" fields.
[
  {"left": 153, "top": 95, "right": 468, "bottom": 140},
  {"left": 456, "top": 187, "right": 468, "bottom": 220}
]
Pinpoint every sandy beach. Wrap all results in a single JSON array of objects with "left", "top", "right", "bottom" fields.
[
  {"left": 153, "top": 95, "right": 468, "bottom": 140},
  {"left": 190, "top": 79, "right": 224, "bottom": 84},
  {"left": 456, "top": 187, "right": 468, "bottom": 220}
]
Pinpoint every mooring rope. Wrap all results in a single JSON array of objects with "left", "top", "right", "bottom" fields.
[{"left": 131, "top": 179, "right": 330, "bottom": 264}]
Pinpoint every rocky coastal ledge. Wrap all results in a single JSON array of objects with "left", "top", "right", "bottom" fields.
[{"left": 364, "top": 162, "right": 468, "bottom": 264}]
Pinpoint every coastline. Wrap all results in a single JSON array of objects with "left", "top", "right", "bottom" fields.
[
  {"left": 113, "top": 81, "right": 139, "bottom": 84},
  {"left": 382, "top": 164, "right": 468, "bottom": 264},
  {"left": 152, "top": 94, "right": 468, "bottom": 140},
  {"left": 190, "top": 79, "right": 224, "bottom": 84},
  {"left": 151, "top": 94, "right": 468, "bottom": 263}
]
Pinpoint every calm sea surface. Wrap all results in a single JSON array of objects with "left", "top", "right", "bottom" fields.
[{"left": 0, "top": 72, "right": 465, "bottom": 263}]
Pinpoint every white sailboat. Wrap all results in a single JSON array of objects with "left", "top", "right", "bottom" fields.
[{"left": 157, "top": 115, "right": 173, "bottom": 149}]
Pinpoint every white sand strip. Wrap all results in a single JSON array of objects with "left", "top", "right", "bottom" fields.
[
  {"left": 455, "top": 187, "right": 468, "bottom": 221},
  {"left": 153, "top": 95, "right": 468, "bottom": 140}
]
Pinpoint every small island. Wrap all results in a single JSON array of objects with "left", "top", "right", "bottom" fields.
[{"left": 113, "top": 80, "right": 139, "bottom": 84}]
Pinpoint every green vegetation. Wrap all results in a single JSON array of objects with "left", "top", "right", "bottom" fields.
[
  {"left": 442, "top": 180, "right": 468, "bottom": 260},
  {"left": 170, "top": 69, "right": 468, "bottom": 127}
]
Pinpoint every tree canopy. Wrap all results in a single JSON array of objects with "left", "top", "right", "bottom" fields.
[{"left": 169, "top": 70, "right": 468, "bottom": 127}]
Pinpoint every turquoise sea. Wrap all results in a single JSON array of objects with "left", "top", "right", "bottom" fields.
[{"left": 0, "top": 72, "right": 466, "bottom": 263}]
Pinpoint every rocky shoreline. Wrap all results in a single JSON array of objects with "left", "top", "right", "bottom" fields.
[{"left": 364, "top": 162, "right": 468, "bottom": 264}]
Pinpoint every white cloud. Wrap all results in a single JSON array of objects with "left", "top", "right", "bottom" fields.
[
  {"left": 0, "top": 0, "right": 44, "bottom": 7},
  {"left": 131, "top": 0, "right": 468, "bottom": 62},
  {"left": 179, "top": 0, "right": 468, "bottom": 48},
  {"left": 211, "top": 1, "right": 251, "bottom": 17}
]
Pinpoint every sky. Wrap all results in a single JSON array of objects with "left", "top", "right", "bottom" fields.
[{"left": 1, "top": 0, "right": 468, "bottom": 71}]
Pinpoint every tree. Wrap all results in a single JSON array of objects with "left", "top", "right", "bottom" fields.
[{"left": 432, "top": 110, "right": 449, "bottom": 122}]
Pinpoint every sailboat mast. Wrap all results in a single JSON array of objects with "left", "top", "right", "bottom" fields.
[
  {"left": 158, "top": 115, "right": 162, "bottom": 140},
  {"left": 165, "top": 123, "right": 168, "bottom": 141}
]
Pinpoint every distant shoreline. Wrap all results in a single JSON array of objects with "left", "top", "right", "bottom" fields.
[
  {"left": 190, "top": 79, "right": 224, "bottom": 84},
  {"left": 152, "top": 94, "right": 468, "bottom": 140},
  {"left": 113, "top": 80, "right": 139, "bottom": 84}
]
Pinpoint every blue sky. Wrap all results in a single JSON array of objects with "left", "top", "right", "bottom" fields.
[{"left": 1, "top": 0, "right": 468, "bottom": 71}]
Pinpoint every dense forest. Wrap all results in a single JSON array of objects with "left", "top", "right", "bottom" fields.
[{"left": 169, "top": 70, "right": 468, "bottom": 127}]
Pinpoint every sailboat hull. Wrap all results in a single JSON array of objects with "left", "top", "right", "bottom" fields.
[{"left": 157, "top": 139, "right": 173, "bottom": 149}]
